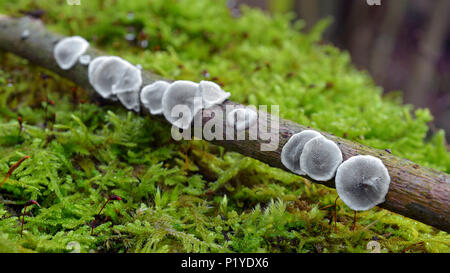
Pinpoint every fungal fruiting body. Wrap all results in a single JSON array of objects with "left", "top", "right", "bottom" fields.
[
  {"left": 281, "top": 130, "right": 322, "bottom": 175},
  {"left": 299, "top": 136, "right": 343, "bottom": 181},
  {"left": 79, "top": 54, "right": 91, "bottom": 65},
  {"left": 335, "top": 155, "right": 391, "bottom": 211},
  {"left": 199, "top": 80, "right": 231, "bottom": 109},
  {"left": 88, "top": 56, "right": 114, "bottom": 98},
  {"left": 88, "top": 56, "right": 142, "bottom": 101},
  {"left": 54, "top": 36, "right": 89, "bottom": 70},
  {"left": 226, "top": 108, "right": 257, "bottom": 131},
  {"left": 117, "top": 91, "right": 140, "bottom": 112},
  {"left": 21, "top": 29, "right": 30, "bottom": 40},
  {"left": 162, "top": 80, "right": 202, "bottom": 129},
  {"left": 140, "top": 81, "right": 170, "bottom": 115}
]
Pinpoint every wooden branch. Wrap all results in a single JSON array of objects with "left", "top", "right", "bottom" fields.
[{"left": 0, "top": 15, "right": 449, "bottom": 232}]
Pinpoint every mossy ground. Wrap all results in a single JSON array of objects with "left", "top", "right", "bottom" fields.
[{"left": 0, "top": 0, "right": 449, "bottom": 253}]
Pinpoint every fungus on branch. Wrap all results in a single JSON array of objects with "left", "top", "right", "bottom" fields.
[
  {"left": 79, "top": 54, "right": 91, "bottom": 65},
  {"left": 335, "top": 155, "right": 391, "bottom": 211},
  {"left": 299, "top": 136, "right": 343, "bottom": 181},
  {"left": 21, "top": 29, "right": 30, "bottom": 40},
  {"left": 88, "top": 56, "right": 142, "bottom": 100},
  {"left": 54, "top": 36, "right": 89, "bottom": 70},
  {"left": 117, "top": 91, "right": 140, "bottom": 112},
  {"left": 199, "top": 80, "right": 231, "bottom": 109},
  {"left": 281, "top": 130, "right": 322, "bottom": 175},
  {"left": 161, "top": 80, "right": 202, "bottom": 129},
  {"left": 140, "top": 80, "right": 170, "bottom": 115},
  {"left": 226, "top": 107, "right": 257, "bottom": 131}
]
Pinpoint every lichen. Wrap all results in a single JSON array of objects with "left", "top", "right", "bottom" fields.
[{"left": 0, "top": 0, "right": 449, "bottom": 253}]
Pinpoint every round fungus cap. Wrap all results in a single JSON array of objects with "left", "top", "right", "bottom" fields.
[
  {"left": 226, "top": 108, "right": 257, "bottom": 131},
  {"left": 79, "top": 54, "right": 91, "bottom": 65},
  {"left": 54, "top": 36, "right": 89, "bottom": 70},
  {"left": 140, "top": 81, "right": 170, "bottom": 115},
  {"left": 112, "top": 64, "right": 142, "bottom": 94},
  {"left": 21, "top": 29, "right": 30, "bottom": 40},
  {"left": 162, "top": 80, "right": 202, "bottom": 129},
  {"left": 335, "top": 155, "right": 390, "bottom": 211},
  {"left": 199, "top": 80, "right": 231, "bottom": 109},
  {"left": 299, "top": 136, "right": 343, "bottom": 181},
  {"left": 281, "top": 130, "right": 322, "bottom": 175},
  {"left": 88, "top": 56, "right": 142, "bottom": 99}
]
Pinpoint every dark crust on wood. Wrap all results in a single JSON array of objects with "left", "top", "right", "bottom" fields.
[{"left": 0, "top": 16, "right": 449, "bottom": 232}]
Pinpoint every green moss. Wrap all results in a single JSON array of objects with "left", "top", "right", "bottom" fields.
[{"left": 0, "top": 0, "right": 449, "bottom": 253}]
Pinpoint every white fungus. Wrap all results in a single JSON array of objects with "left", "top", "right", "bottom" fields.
[
  {"left": 281, "top": 130, "right": 322, "bottom": 175},
  {"left": 161, "top": 80, "right": 202, "bottom": 129},
  {"left": 79, "top": 54, "right": 91, "bottom": 65},
  {"left": 335, "top": 155, "right": 391, "bottom": 211},
  {"left": 226, "top": 108, "right": 257, "bottom": 131},
  {"left": 299, "top": 136, "right": 343, "bottom": 181},
  {"left": 199, "top": 80, "right": 231, "bottom": 109},
  {"left": 125, "top": 33, "right": 136, "bottom": 41},
  {"left": 141, "top": 81, "right": 170, "bottom": 115},
  {"left": 21, "top": 29, "right": 30, "bottom": 40},
  {"left": 88, "top": 56, "right": 142, "bottom": 99},
  {"left": 54, "top": 36, "right": 89, "bottom": 70},
  {"left": 140, "top": 40, "right": 149, "bottom": 48},
  {"left": 117, "top": 90, "right": 140, "bottom": 112}
]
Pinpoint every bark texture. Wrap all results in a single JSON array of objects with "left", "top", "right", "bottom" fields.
[{"left": 0, "top": 15, "right": 449, "bottom": 232}]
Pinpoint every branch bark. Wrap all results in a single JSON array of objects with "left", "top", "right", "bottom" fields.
[{"left": 0, "top": 15, "right": 449, "bottom": 232}]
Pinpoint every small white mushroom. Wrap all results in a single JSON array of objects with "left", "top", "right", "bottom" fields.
[
  {"left": 140, "top": 81, "right": 170, "bottom": 115},
  {"left": 112, "top": 64, "right": 142, "bottom": 95},
  {"left": 335, "top": 155, "right": 391, "bottom": 211},
  {"left": 54, "top": 36, "right": 89, "bottom": 70},
  {"left": 161, "top": 80, "right": 202, "bottom": 129},
  {"left": 88, "top": 56, "right": 120, "bottom": 99},
  {"left": 299, "top": 136, "right": 343, "bottom": 181},
  {"left": 87, "top": 56, "right": 106, "bottom": 78},
  {"left": 226, "top": 108, "right": 257, "bottom": 131},
  {"left": 88, "top": 56, "right": 142, "bottom": 99},
  {"left": 140, "top": 40, "right": 149, "bottom": 48},
  {"left": 21, "top": 29, "right": 30, "bottom": 40},
  {"left": 125, "top": 33, "right": 136, "bottom": 41},
  {"left": 281, "top": 130, "right": 322, "bottom": 175},
  {"left": 199, "top": 80, "right": 231, "bottom": 109},
  {"left": 117, "top": 90, "right": 140, "bottom": 112},
  {"left": 79, "top": 54, "right": 91, "bottom": 65}
]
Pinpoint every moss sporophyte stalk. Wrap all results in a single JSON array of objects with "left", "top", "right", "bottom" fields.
[{"left": 0, "top": 0, "right": 448, "bottom": 253}]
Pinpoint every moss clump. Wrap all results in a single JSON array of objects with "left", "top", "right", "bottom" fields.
[{"left": 0, "top": 0, "right": 449, "bottom": 253}]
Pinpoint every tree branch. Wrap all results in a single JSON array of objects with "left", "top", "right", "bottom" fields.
[{"left": 0, "top": 15, "right": 449, "bottom": 232}]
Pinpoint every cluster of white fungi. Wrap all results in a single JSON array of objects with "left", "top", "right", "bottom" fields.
[
  {"left": 281, "top": 129, "right": 391, "bottom": 211},
  {"left": 53, "top": 36, "right": 258, "bottom": 131},
  {"left": 54, "top": 36, "right": 391, "bottom": 212}
]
